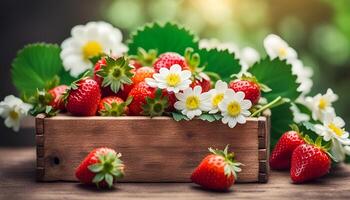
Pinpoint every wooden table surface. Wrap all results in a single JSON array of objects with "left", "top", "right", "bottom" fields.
[{"left": 1, "top": 147, "right": 350, "bottom": 200}]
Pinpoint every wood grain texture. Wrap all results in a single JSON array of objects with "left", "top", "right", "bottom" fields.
[
  {"left": 36, "top": 115, "right": 269, "bottom": 183},
  {"left": 2, "top": 148, "right": 350, "bottom": 200}
]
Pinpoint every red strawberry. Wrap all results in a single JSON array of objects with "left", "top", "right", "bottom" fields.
[
  {"left": 129, "top": 48, "right": 158, "bottom": 69},
  {"left": 98, "top": 96, "right": 132, "bottom": 116},
  {"left": 129, "top": 59, "right": 143, "bottom": 69},
  {"left": 132, "top": 66, "right": 155, "bottom": 86},
  {"left": 128, "top": 82, "right": 169, "bottom": 116},
  {"left": 229, "top": 79, "right": 261, "bottom": 105},
  {"left": 65, "top": 78, "right": 101, "bottom": 116},
  {"left": 48, "top": 85, "right": 68, "bottom": 111},
  {"left": 190, "top": 72, "right": 211, "bottom": 92},
  {"left": 269, "top": 126, "right": 305, "bottom": 170},
  {"left": 93, "top": 56, "right": 134, "bottom": 94},
  {"left": 191, "top": 146, "right": 242, "bottom": 191},
  {"left": 290, "top": 137, "right": 331, "bottom": 183},
  {"left": 75, "top": 147, "right": 124, "bottom": 188},
  {"left": 153, "top": 52, "right": 189, "bottom": 72}
]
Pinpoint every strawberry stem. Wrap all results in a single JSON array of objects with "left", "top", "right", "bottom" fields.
[{"left": 250, "top": 96, "right": 283, "bottom": 117}]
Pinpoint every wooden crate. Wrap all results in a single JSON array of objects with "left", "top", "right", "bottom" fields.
[{"left": 36, "top": 114, "right": 270, "bottom": 183}]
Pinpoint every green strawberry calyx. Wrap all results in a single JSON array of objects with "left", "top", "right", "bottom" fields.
[
  {"left": 61, "top": 71, "right": 91, "bottom": 104},
  {"left": 25, "top": 88, "right": 58, "bottom": 117},
  {"left": 129, "top": 47, "right": 158, "bottom": 66},
  {"left": 303, "top": 135, "right": 336, "bottom": 161},
  {"left": 88, "top": 151, "right": 125, "bottom": 188},
  {"left": 142, "top": 89, "right": 169, "bottom": 117},
  {"left": 99, "top": 97, "right": 133, "bottom": 116},
  {"left": 208, "top": 145, "right": 243, "bottom": 179},
  {"left": 96, "top": 56, "right": 134, "bottom": 93}
]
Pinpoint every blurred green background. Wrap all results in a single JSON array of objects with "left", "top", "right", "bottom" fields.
[{"left": 0, "top": 0, "right": 349, "bottom": 145}]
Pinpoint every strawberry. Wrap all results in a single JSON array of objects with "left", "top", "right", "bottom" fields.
[
  {"left": 75, "top": 147, "right": 124, "bottom": 188},
  {"left": 229, "top": 79, "right": 261, "bottom": 105},
  {"left": 48, "top": 85, "right": 68, "bottom": 110},
  {"left": 191, "top": 145, "right": 243, "bottom": 191},
  {"left": 153, "top": 52, "right": 189, "bottom": 72},
  {"left": 132, "top": 66, "right": 155, "bottom": 86},
  {"left": 269, "top": 125, "right": 305, "bottom": 170},
  {"left": 98, "top": 96, "right": 132, "bottom": 116},
  {"left": 290, "top": 137, "right": 331, "bottom": 183},
  {"left": 65, "top": 77, "right": 101, "bottom": 116},
  {"left": 129, "top": 59, "right": 143, "bottom": 70},
  {"left": 128, "top": 82, "right": 169, "bottom": 116},
  {"left": 129, "top": 48, "right": 158, "bottom": 69},
  {"left": 190, "top": 72, "right": 211, "bottom": 92},
  {"left": 94, "top": 55, "right": 134, "bottom": 94}
]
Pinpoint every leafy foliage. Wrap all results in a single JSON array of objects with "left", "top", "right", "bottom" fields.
[
  {"left": 198, "top": 113, "right": 222, "bottom": 122},
  {"left": 11, "top": 43, "right": 75, "bottom": 96},
  {"left": 248, "top": 58, "right": 301, "bottom": 102},
  {"left": 171, "top": 112, "right": 189, "bottom": 121},
  {"left": 198, "top": 48, "right": 241, "bottom": 82},
  {"left": 270, "top": 102, "right": 295, "bottom": 148},
  {"left": 128, "top": 22, "right": 198, "bottom": 55}
]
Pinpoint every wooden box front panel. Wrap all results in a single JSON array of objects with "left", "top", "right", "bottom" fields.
[{"left": 36, "top": 115, "right": 269, "bottom": 183}]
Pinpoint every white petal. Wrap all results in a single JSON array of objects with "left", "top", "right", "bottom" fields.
[
  {"left": 236, "top": 115, "right": 246, "bottom": 124},
  {"left": 174, "top": 101, "right": 185, "bottom": 110},
  {"left": 193, "top": 86, "right": 202, "bottom": 96},
  {"left": 175, "top": 93, "right": 186, "bottom": 101},
  {"left": 180, "top": 70, "right": 192, "bottom": 80},
  {"left": 159, "top": 67, "right": 170, "bottom": 75},
  {"left": 169, "top": 64, "right": 182, "bottom": 73},
  {"left": 228, "top": 118, "right": 238, "bottom": 128},
  {"left": 234, "top": 91, "right": 245, "bottom": 102},
  {"left": 334, "top": 117, "right": 345, "bottom": 128},
  {"left": 241, "top": 100, "right": 252, "bottom": 110}
]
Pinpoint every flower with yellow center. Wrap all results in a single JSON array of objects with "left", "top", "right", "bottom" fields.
[
  {"left": 0, "top": 95, "right": 32, "bottom": 132},
  {"left": 174, "top": 86, "right": 211, "bottom": 119},
  {"left": 60, "top": 21, "right": 127, "bottom": 77},
  {"left": 218, "top": 90, "right": 252, "bottom": 128},
  {"left": 315, "top": 114, "right": 350, "bottom": 145},
  {"left": 208, "top": 80, "right": 231, "bottom": 114},
  {"left": 305, "top": 88, "right": 338, "bottom": 121},
  {"left": 146, "top": 64, "right": 192, "bottom": 93},
  {"left": 263, "top": 34, "right": 297, "bottom": 61}
]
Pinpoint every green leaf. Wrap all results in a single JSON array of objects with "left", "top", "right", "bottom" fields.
[
  {"left": 171, "top": 112, "right": 189, "bottom": 122},
  {"left": 105, "top": 173, "right": 114, "bottom": 188},
  {"left": 92, "top": 173, "right": 105, "bottom": 184},
  {"left": 198, "top": 113, "right": 222, "bottom": 122},
  {"left": 128, "top": 22, "right": 198, "bottom": 55},
  {"left": 270, "top": 102, "right": 295, "bottom": 148},
  {"left": 198, "top": 48, "right": 241, "bottom": 82},
  {"left": 301, "top": 121, "right": 317, "bottom": 133},
  {"left": 88, "top": 163, "right": 104, "bottom": 173},
  {"left": 248, "top": 58, "right": 301, "bottom": 102},
  {"left": 11, "top": 43, "right": 75, "bottom": 96}
]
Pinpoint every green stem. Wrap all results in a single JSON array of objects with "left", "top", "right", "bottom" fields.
[{"left": 251, "top": 96, "right": 283, "bottom": 117}]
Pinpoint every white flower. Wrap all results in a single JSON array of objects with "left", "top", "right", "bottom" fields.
[
  {"left": 0, "top": 95, "right": 32, "bottom": 132},
  {"left": 239, "top": 47, "right": 260, "bottom": 72},
  {"left": 61, "top": 21, "right": 128, "bottom": 77},
  {"left": 218, "top": 90, "right": 252, "bottom": 128},
  {"left": 290, "top": 59, "right": 313, "bottom": 95},
  {"left": 199, "top": 39, "right": 240, "bottom": 54},
  {"left": 208, "top": 80, "right": 230, "bottom": 114},
  {"left": 290, "top": 103, "right": 310, "bottom": 123},
  {"left": 305, "top": 89, "right": 338, "bottom": 121},
  {"left": 263, "top": 34, "right": 297, "bottom": 62},
  {"left": 344, "top": 145, "right": 350, "bottom": 156},
  {"left": 314, "top": 114, "right": 350, "bottom": 145},
  {"left": 145, "top": 64, "right": 192, "bottom": 93},
  {"left": 174, "top": 86, "right": 211, "bottom": 119},
  {"left": 330, "top": 139, "right": 346, "bottom": 162}
]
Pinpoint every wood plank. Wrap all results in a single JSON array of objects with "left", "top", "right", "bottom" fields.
[
  {"left": 1, "top": 148, "right": 350, "bottom": 200},
  {"left": 38, "top": 116, "right": 266, "bottom": 182}
]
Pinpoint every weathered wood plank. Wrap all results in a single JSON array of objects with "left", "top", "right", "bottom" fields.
[{"left": 37, "top": 115, "right": 268, "bottom": 183}]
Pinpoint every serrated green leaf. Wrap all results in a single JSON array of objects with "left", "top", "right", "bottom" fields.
[
  {"left": 88, "top": 163, "right": 104, "bottom": 173},
  {"left": 198, "top": 48, "right": 241, "bottom": 82},
  {"left": 11, "top": 43, "right": 75, "bottom": 96},
  {"left": 171, "top": 112, "right": 189, "bottom": 122},
  {"left": 248, "top": 58, "right": 301, "bottom": 102},
  {"left": 270, "top": 102, "right": 295, "bottom": 148},
  {"left": 128, "top": 22, "right": 198, "bottom": 55}
]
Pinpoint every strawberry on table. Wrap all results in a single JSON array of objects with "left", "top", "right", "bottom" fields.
[
  {"left": 191, "top": 145, "right": 243, "bottom": 191},
  {"left": 48, "top": 85, "right": 68, "bottom": 111},
  {"left": 75, "top": 147, "right": 124, "bottom": 188},
  {"left": 290, "top": 136, "right": 331, "bottom": 183},
  {"left": 98, "top": 96, "right": 132, "bottom": 116},
  {"left": 269, "top": 125, "right": 305, "bottom": 170},
  {"left": 65, "top": 77, "right": 101, "bottom": 116}
]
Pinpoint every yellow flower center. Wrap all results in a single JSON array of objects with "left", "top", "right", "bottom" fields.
[
  {"left": 227, "top": 101, "right": 241, "bottom": 116},
  {"left": 278, "top": 47, "right": 287, "bottom": 58},
  {"left": 82, "top": 41, "right": 102, "bottom": 59},
  {"left": 9, "top": 110, "right": 19, "bottom": 120},
  {"left": 166, "top": 73, "right": 181, "bottom": 87},
  {"left": 328, "top": 123, "right": 345, "bottom": 137},
  {"left": 318, "top": 98, "right": 328, "bottom": 110},
  {"left": 186, "top": 96, "right": 200, "bottom": 110},
  {"left": 212, "top": 93, "right": 224, "bottom": 107}
]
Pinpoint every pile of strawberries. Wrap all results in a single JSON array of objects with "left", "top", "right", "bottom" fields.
[
  {"left": 47, "top": 49, "right": 262, "bottom": 118},
  {"left": 270, "top": 125, "right": 331, "bottom": 183},
  {"left": 75, "top": 145, "right": 242, "bottom": 191}
]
